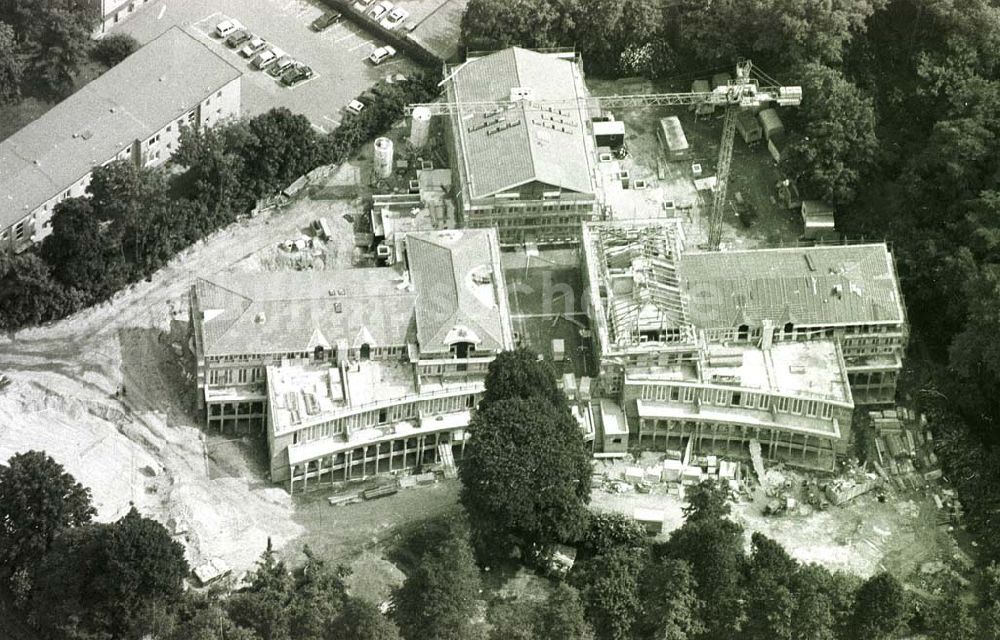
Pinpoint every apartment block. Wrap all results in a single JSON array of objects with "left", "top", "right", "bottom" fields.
[
  {"left": 189, "top": 229, "right": 514, "bottom": 491},
  {"left": 581, "top": 219, "right": 907, "bottom": 470},
  {"left": 443, "top": 48, "right": 600, "bottom": 245},
  {"left": 0, "top": 27, "right": 241, "bottom": 253}
]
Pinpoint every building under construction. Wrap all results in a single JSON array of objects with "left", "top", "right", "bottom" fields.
[
  {"left": 581, "top": 219, "right": 907, "bottom": 469},
  {"left": 189, "top": 228, "right": 514, "bottom": 491},
  {"left": 442, "top": 47, "right": 600, "bottom": 245}
]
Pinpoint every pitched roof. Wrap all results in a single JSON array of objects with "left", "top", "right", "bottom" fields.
[
  {"left": 405, "top": 229, "right": 514, "bottom": 353},
  {"left": 448, "top": 48, "right": 594, "bottom": 199},
  {"left": 1, "top": 27, "right": 241, "bottom": 229},
  {"left": 194, "top": 269, "right": 416, "bottom": 357},
  {"left": 680, "top": 244, "right": 905, "bottom": 328}
]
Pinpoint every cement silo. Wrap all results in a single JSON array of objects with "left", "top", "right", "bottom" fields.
[
  {"left": 374, "top": 137, "right": 394, "bottom": 179},
  {"left": 409, "top": 106, "right": 432, "bottom": 149}
]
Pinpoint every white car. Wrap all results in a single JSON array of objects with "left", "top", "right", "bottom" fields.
[
  {"left": 381, "top": 7, "right": 409, "bottom": 30},
  {"left": 368, "top": 45, "right": 396, "bottom": 66},
  {"left": 253, "top": 47, "right": 284, "bottom": 69},
  {"left": 215, "top": 19, "right": 244, "bottom": 38},
  {"left": 368, "top": 0, "right": 393, "bottom": 21},
  {"left": 353, "top": 0, "right": 374, "bottom": 10},
  {"left": 346, "top": 99, "right": 365, "bottom": 115},
  {"left": 239, "top": 36, "right": 267, "bottom": 57}
]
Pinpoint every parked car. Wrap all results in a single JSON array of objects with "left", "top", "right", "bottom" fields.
[
  {"left": 381, "top": 7, "right": 408, "bottom": 29},
  {"left": 268, "top": 55, "right": 295, "bottom": 76},
  {"left": 224, "top": 29, "right": 251, "bottom": 48},
  {"left": 353, "top": 0, "right": 374, "bottom": 11},
  {"left": 367, "top": 1, "right": 393, "bottom": 21},
  {"left": 281, "top": 64, "right": 314, "bottom": 87},
  {"left": 346, "top": 99, "right": 365, "bottom": 115},
  {"left": 215, "top": 19, "right": 244, "bottom": 38},
  {"left": 368, "top": 45, "right": 396, "bottom": 65},
  {"left": 253, "top": 47, "right": 284, "bottom": 69},
  {"left": 310, "top": 11, "right": 341, "bottom": 31},
  {"left": 239, "top": 36, "right": 267, "bottom": 57}
]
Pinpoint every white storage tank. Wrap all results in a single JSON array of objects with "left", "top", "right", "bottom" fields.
[
  {"left": 410, "top": 106, "right": 432, "bottom": 149},
  {"left": 373, "top": 137, "right": 394, "bottom": 179}
]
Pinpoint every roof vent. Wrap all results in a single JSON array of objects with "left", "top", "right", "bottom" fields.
[
  {"left": 831, "top": 284, "right": 843, "bottom": 299},
  {"left": 510, "top": 87, "right": 534, "bottom": 102},
  {"left": 255, "top": 312, "right": 267, "bottom": 324},
  {"left": 338, "top": 288, "right": 346, "bottom": 296},
  {"left": 334, "top": 302, "right": 343, "bottom": 314}
]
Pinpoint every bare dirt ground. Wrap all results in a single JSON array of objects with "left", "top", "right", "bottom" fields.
[
  {"left": 590, "top": 457, "right": 970, "bottom": 593},
  {"left": 0, "top": 164, "right": 383, "bottom": 576}
]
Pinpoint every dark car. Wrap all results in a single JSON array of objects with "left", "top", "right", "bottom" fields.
[
  {"left": 281, "top": 64, "right": 314, "bottom": 87},
  {"left": 310, "top": 11, "right": 341, "bottom": 31},
  {"left": 224, "top": 29, "right": 251, "bottom": 48}
]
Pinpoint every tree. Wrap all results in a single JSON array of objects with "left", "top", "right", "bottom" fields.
[
  {"left": 460, "top": 0, "right": 569, "bottom": 53},
  {"left": 788, "top": 564, "right": 857, "bottom": 640},
  {"left": 660, "top": 517, "right": 746, "bottom": 638},
  {"left": 393, "top": 518, "right": 485, "bottom": 640},
  {"left": 331, "top": 598, "right": 401, "bottom": 640},
  {"left": 580, "top": 511, "right": 648, "bottom": 559},
  {"left": 0, "top": 21, "right": 23, "bottom": 104},
  {"left": 227, "top": 539, "right": 295, "bottom": 640},
  {"left": 460, "top": 396, "right": 591, "bottom": 561},
  {"left": 243, "top": 108, "right": 324, "bottom": 198},
  {"left": 781, "top": 62, "right": 878, "bottom": 206},
  {"left": 573, "top": 546, "right": 643, "bottom": 640},
  {"left": 479, "top": 347, "right": 565, "bottom": 412},
  {"left": 165, "top": 592, "right": 261, "bottom": 640},
  {"left": 93, "top": 32, "right": 140, "bottom": 66},
  {"left": 0, "top": 450, "right": 95, "bottom": 571},
  {"left": 848, "top": 572, "right": 910, "bottom": 640},
  {"left": 28, "top": 7, "right": 93, "bottom": 98},
  {"left": 742, "top": 534, "right": 800, "bottom": 640},
  {"left": 538, "top": 582, "right": 594, "bottom": 640},
  {"left": 0, "top": 253, "right": 80, "bottom": 330},
  {"left": 41, "top": 196, "right": 127, "bottom": 299},
  {"left": 635, "top": 558, "right": 703, "bottom": 640},
  {"left": 681, "top": 479, "right": 731, "bottom": 524},
  {"left": 29, "top": 508, "right": 188, "bottom": 639}
]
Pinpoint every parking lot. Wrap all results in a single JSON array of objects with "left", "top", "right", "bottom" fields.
[{"left": 110, "top": 0, "right": 422, "bottom": 132}]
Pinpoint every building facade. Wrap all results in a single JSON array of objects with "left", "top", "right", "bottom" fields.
[
  {"left": 444, "top": 48, "right": 600, "bottom": 245},
  {"left": 0, "top": 27, "right": 241, "bottom": 253},
  {"left": 581, "top": 219, "right": 907, "bottom": 469},
  {"left": 189, "top": 229, "right": 515, "bottom": 491},
  {"left": 91, "top": 0, "right": 154, "bottom": 34}
]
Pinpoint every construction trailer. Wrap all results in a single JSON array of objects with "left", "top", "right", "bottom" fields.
[
  {"left": 690, "top": 79, "right": 714, "bottom": 116},
  {"left": 758, "top": 108, "right": 785, "bottom": 140},
  {"left": 737, "top": 111, "right": 763, "bottom": 145},
  {"left": 658, "top": 116, "right": 689, "bottom": 159},
  {"left": 593, "top": 118, "right": 626, "bottom": 151},
  {"left": 633, "top": 508, "right": 666, "bottom": 534},
  {"left": 711, "top": 72, "right": 732, "bottom": 90},
  {"left": 801, "top": 200, "right": 837, "bottom": 240}
]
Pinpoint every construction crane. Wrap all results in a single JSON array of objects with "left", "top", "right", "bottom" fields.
[{"left": 406, "top": 59, "right": 801, "bottom": 250}]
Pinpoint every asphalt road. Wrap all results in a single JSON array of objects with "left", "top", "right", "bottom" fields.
[{"left": 109, "top": 0, "right": 423, "bottom": 132}]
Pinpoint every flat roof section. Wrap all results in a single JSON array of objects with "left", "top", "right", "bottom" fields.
[
  {"left": 1, "top": 27, "right": 241, "bottom": 229},
  {"left": 267, "top": 361, "right": 483, "bottom": 435}
]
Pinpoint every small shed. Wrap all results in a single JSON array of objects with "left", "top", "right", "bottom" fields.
[
  {"left": 658, "top": 116, "right": 689, "bottom": 158},
  {"left": 690, "top": 79, "right": 714, "bottom": 116},
  {"left": 801, "top": 200, "right": 837, "bottom": 239},
  {"left": 633, "top": 508, "right": 665, "bottom": 534},
  {"left": 736, "top": 111, "right": 763, "bottom": 145},
  {"left": 593, "top": 119, "right": 626, "bottom": 150},
  {"left": 758, "top": 108, "right": 785, "bottom": 140},
  {"left": 598, "top": 399, "right": 628, "bottom": 454},
  {"left": 711, "top": 72, "right": 732, "bottom": 90}
]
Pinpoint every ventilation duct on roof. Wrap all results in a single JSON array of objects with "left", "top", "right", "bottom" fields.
[{"left": 255, "top": 312, "right": 267, "bottom": 324}]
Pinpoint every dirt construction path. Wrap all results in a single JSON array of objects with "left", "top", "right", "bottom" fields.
[{"left": 0, "top": 172, "right": 364, "bottom": 574}]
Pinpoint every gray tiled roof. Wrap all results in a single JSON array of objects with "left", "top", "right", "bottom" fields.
[
  {"left": 194, "top": 269, "right": 416, "bottom": 357},
  {"left": 680, "top": 244, "right": 905, "bottom": 328},
  {"left": 1, "top": 27, "right": 241, "bottom": 229},
  {"left": 449, "top": 48, "right": 594, "bottom": 199},
  {"left": 406, "top": 229, "right": 514, "bottom": 353}
]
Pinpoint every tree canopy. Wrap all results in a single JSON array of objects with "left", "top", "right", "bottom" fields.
[
  {"left": 0, "top": 450, "right": 95, "bottom": 571},
  {"left": 460, "top": 396, "right": 591, "bottom": 561}
]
